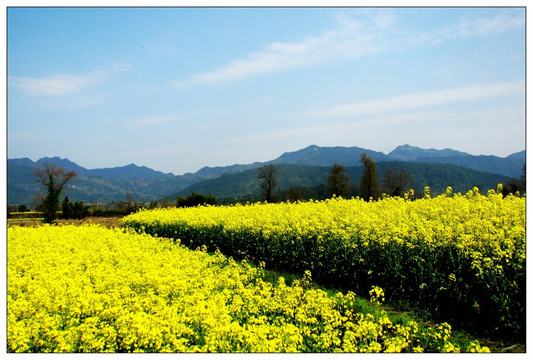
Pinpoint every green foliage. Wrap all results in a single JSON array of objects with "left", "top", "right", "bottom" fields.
[
  {"left": 177, "top": 191, "right": 217, "bottom": 207},
  {"left": 42, "top": 189, "right": 61, "bottom": 223},
  {"left": 326, "top": 163, "right": 351, "bottom": 198},
  {"left": 180, "top": 162, "right": 511, "bottom": 205},
  {"left": 360, "top": 153, "right": 380, "bottom": 201},
  {"left": 34, "top": 163, "right": 77, "bottom": 223},
  {"left": 61, "top": 196, "right": 89, "bottom": 220},
  {"left": 61, "top": 196, "right": 74, "bottom": 219}
]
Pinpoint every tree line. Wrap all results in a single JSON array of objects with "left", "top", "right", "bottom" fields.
[
  {"left": 255, "top": 153, "right": 526, "bottom": 203},
  {"left": 257, "top": 153, "right": 414, "bottom": 203},
  {"left": 26, "top": 157, "right": 526, "bottom": 223}
]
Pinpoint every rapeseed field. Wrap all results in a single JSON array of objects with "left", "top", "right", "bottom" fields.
[{"left": 8, "top": 224, "right": 490, "bottom": 352}]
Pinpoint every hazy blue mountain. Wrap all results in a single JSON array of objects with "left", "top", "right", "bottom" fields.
[
  {"left": 386, "top": 145, "right": 524, "bottom": 178},
  {"left": 8, "top": 157, "right": 36, "bottom": 168},
  {"left": 268, "top": 145, "right": 523, "bottom": 178},
  {"left": 507, "top": 150, "right": 526, "bottom": 161},
  {"left": 6, "top": 162, "right": 41, "bottom": 205},
  {"left": 7, "top": 157, "right": 182, "bottom": 205},
  {"left": 34, "top": 156, "right": 91, "bottom": 175},
  {"left": 388, "top": 144, "right": 471, "bottom": 161},
  {"left": 193, "top": 162, "right": 265, "bottom": 179},
  {"left": 413, "top": 155, "right": 524, "bottom": 179},
  {"left": 89, "top": 163, "right": 174, "bottom": 179},
  {"left": 270, "top": 144, "right": 389, "bottom": 166},
  {"left": 7, "top": 144, "right": 525, "bottom": 206},
  {"left": 8, "top": 157, "right": 174, "bottom": 179}
]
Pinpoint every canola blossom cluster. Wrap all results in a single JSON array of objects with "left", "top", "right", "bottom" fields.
[
  {"left": 124, "top": 187, "right": 526, "bottom": 340},
  {"left": 7, "top": 225, "right": 489, "bottom": 353}
]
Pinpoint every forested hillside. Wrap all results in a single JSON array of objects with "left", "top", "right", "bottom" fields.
[
  {"left": 176, "top": 162, "right": 512, "bottom": 203},
  {"left": 8, "top": 144, "right": 522, "bottom": 206}
]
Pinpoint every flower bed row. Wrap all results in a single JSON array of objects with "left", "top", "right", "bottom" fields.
[{"left": 124, "top": 187, "right": 526, "bottom": 341}]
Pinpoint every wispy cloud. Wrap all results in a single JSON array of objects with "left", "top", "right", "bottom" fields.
[
  {"left": 9, "top": 63, "right": 130, "bottom": 97},
  {"left": 305, "top": 80, "right": 524, "bottom": 119},
  {"left": 123, "top": 114, "right": 181, "bottom": 129},
  {"left": 399, "top": 12, "right": 525, "bottom": 48},
  {"left": 172, "top": 15, "right": 383, "bottom": 87},
  {"left": 173, "top": 11, "right": 524, "bottom": 88},
  {"left": 446, "top": 12, "right": 525, "bottom": 39}
]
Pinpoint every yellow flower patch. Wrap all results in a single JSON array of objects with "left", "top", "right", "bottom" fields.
[{"left": 7, "top": 225, "right": 489, "bottom": 353}]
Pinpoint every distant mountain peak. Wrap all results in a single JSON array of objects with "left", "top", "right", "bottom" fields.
[
  {"left": 271, "top": 144, "right": 389, "bottom": 167},
  {"left": 395, "top": 144, "right": 414, "bottom": 150},
  {"left": 507, "top": 150, "right": 526, "bottom": 160},
  {"left": 35, "top": 156, "right": 89, "bottom": 174},
  {"left": 388, "top": 145, "right": 471, "bottom": 161},
  {"left": 9, "top": 157, "right": 174, "bottom": 180}
]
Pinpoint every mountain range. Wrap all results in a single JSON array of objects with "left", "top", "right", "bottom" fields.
[{"left": 7, "top": 144, "right": 525, "bottom": 206}]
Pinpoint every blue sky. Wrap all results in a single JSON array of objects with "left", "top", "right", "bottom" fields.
[{"left": 7, "top": 5, "right": 526, "bottom": 175}]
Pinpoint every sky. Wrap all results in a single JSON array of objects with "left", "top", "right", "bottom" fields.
[{"left": 6, "top": 4, "right": 526, "bottom": 175}]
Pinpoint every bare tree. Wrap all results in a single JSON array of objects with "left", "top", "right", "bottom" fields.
[
  {"left": 285, "top": 186, "right": 306, "bottom": 202},
  {"left": 383, "top": 167, "right": 412, "bottom": 197},
  {"left": 34, "top": 163, "right": 77, "bottom": 223},
  {"left": 257, "top": 165, "right": 279, "bottom": 203}
]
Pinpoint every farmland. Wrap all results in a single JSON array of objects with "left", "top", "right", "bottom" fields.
[
  {"left": 124, "top": 186, "right": 526, "bottom": 343},
  {"left": 9, "top": 224, "right": 491, "bottom": 353},
  {"left": 7, "top": 185, "right": 524, "bottom": 352}
]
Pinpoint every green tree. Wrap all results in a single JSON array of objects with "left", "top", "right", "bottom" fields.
[
  {"left": 257, "top": 165, "right": 279, "bottom": 203},
  {"left": 73, "top": 201, "right": 89, "bottom": 219},
  {"left": 34, "top": 163, "right": 77, "bottom": 223},
  {"left": 61, "top": 196, "right": 75, "bottom": 219},
  {"left": 61, "top": 197, "right": 89, "bottom": 219},
  {"left": 326, "top": 162, "right": 351, "bottom": 198},
  {"left": 360, "top": 153, "right": 379, "bottom": 201},
  {"left": 177, "top": 192, "right": 217, "bottom": 207}
]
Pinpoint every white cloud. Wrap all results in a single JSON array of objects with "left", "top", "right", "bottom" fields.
[
  {"left": 172, "top": 15, "right": 383, "bottom": 87},
  {"left": 173, "top": 10, "right": 524, "bottom": 88},
  {"left": 448, "top": 13, "right": 525, "bottom": 39},
  {"left": 124, "top": 114, "right": 181, "bottom": 129},
  {"left": 306, "top": 80, "right": 524, "bottom": 119},
  {"left": 10, "top": 74, "right": 95, "bottom": 96},
  {"left": 9, "top": 63, "right": 130, "bottom": 97}
]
